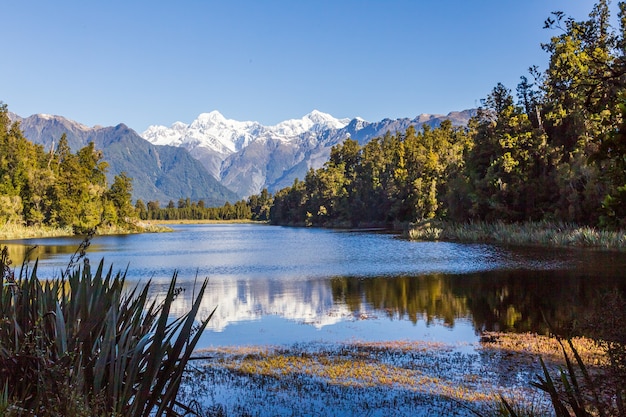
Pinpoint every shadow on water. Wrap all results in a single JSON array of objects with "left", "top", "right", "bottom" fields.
[{"left": 2, "top": 242, "right": 79, "bottom": 262}]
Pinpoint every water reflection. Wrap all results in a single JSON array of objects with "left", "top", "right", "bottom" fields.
[
  {"left": 2, "top": 224, "right": 626, "bottom": 346},
  {"left": 142, "top": 269, "right": 626, "bottom": 346},
  {"left": 331, "top": 274, "right": 468, "bottom": 327},
  {"left": 3, "top": 242, "right": 81, "bottom": 265},
  {"left": 331, "top": 271, "right": 626, "bottom": 336}
]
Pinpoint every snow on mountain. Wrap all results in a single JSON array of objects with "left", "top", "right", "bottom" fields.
[
  {"left": 142, "top": 110, "right": 264, "bottom": 155},
  {"left": 140, "top": 108, "right": 474, "bottom": 197},
  {"left": 142, "top": 122, "right": 187, "bottom": 146},
  {"left": 141, "top": 110, "right": 350, "bottom": 156},
  {"left": 271, "top": 110, "right": 351, "bottom": 137}
]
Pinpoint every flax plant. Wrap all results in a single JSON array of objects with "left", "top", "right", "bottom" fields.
[
  {"left": 499, "top": 331, "right": 625, "bottom": 417},
  {"left": 0, "top": 245, "right": 214, "bottom": 416},
  {"left": 500, "top": 339, "right": 616, "bottom": 417}
]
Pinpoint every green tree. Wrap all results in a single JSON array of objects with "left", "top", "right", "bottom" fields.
[
  {"left": 539, "top": 1, "right": 626, "bottom": 224},
  {"left": 465, "top": 83, "right": 554, "bottom": 221},
  {"left": 108, "top": 172, "right": 134, "bottom": 225},
  {"left": 50, "top": 137, "right": 109, "bottom": 231},
  {"left": 270, "top": 179, "right": 306, "bottom": 225},
  {"left": 0, "top": 102, "right": 57, "bottom": 225},
  {"left": 597, "top": 100, "right": 626, "bottom": 227},
  {"left": 248, "top": 188, "right": 272, "bottom": 221},
  {"left": 135, "top": 199, "right": 148, "bottom": 220}
]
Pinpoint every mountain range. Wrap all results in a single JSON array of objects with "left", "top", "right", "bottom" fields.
[
  {"left": 9, "top": 109, "right": 475, "bottom": 205},
  {"left": 10, "top": 113, "right": 238, "bottom": 205},
  {"left": 142, "top": 109, "right": 476, "bottom": 197}
]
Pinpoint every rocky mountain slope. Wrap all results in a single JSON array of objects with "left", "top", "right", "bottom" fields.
[
  {"left": 10, "top": 113, "right": 239, "bottom": 205},
  {"left": 10, "top": 108, "right": 475, "bottom": 203},
  {"left": 142, "top": 109, "right": 475, "bottom": 197}
]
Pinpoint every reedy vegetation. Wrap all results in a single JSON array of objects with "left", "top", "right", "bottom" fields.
[
  {"left": 0, "top": 244, "right": 214, "bottom": 416},
  {"left": 495, "top": 290, "right": 626, "bottom": 416},
  {"left": 408, "top": 220, "right": 626, "bottom": 249},
  {"left": 501, "top": 327, "right": 626, "bottom": 416}
]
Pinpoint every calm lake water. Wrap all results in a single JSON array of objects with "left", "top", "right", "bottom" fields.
[{"left": 3, "top": 223, "right": 626, "bottom": 349}]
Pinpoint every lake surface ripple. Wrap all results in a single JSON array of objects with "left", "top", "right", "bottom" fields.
[{"left": 4, "top": 223, "right": 626, "bottom": 348}]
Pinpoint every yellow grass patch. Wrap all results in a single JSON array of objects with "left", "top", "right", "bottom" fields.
[{"left": 479, "top": 331, "right": 608, "bottom": 367}]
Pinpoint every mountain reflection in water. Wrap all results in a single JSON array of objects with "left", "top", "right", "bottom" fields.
[{"left": 3, "top": 224, "right": 626, "bottom": 347}]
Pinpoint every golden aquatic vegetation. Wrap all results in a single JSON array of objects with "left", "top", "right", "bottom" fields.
[{"left": 192, "top": 334, "right": 607, "bottom": 415}]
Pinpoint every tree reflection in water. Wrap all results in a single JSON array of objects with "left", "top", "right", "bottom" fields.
[{"left": 330, "top": 270, "right": 626, "bottom": 337}]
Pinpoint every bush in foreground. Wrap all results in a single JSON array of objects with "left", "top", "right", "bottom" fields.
[{"left": 0, "top": 245, "right": 213, "bottom": 416}]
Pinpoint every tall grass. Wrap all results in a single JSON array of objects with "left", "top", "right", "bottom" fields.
[
  {"left": 0, "top": 244, "right": 214, "bottom": 416},
  {"left": 0, "top": 221, "right": 170, "bottom": 241},
  {"left": 408, "top": 220, "right": 626, "bottom": 250},
  {"left": 0, "top": 222, "right": 75, "bottom": 240}
]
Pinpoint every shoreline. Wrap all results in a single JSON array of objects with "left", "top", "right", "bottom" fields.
[
  {"left": 407, "top": 219, "right": 626, "bottom": 251},
  {"left": 3, "top": 219, "right": 625, "bottom": 252},
  {"left": 0, "top": 222, "right": 172, "bottom": 242}
]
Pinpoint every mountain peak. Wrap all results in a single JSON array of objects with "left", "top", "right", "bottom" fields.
[
  {"left": 196, "top": 110, "right": 226, "bottom": 123},
  {"left": 270, "top": 110, "right": 350, "bottom": 137},
  {"left": 304, "top": 109, "right": 350, "bottom": 126},
  {"left": 305, "top": 109, "right": 331, "bottom": 120},
  {"left": 141, "top": 110, "right": 352, "bottom": 158},
  {"left": 27, "top": 113, "right": 92, "bottom": 131}
]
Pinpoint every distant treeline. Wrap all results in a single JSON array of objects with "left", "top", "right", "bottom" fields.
[
  {"left": 135, "top": 198, "right": 251, "bottom": 221},
  {"left": 135, "top": 189, "right": 272, "bottom": 221}
]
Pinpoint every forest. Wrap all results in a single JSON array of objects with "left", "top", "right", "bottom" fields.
[
  {"left": 269, "top": 2, "right": 626, "bottom": 230},
  {"left": 0, "top": 105, "right": 135, "bottom": 233}
]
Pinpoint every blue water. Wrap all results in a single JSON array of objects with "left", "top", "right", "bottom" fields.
[{"left": 4, "top": 224, "right": 625, "bottom": 348}]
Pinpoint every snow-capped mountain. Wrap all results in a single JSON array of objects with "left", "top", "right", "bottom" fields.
[
  {"left": 144, "top": 110, "right": 262, "bottom": 154},
  {"left": 142, "top": 109, "right": 475, "bottom": 198},
  {"left": 143, "top": 110, "right": 348, "bottom": 155},
  {"left": 271, "top": 110, "right": 351, "bottom": 136},
  {"left": 142, "top": 109, "right": 350, "bottom": 184}
]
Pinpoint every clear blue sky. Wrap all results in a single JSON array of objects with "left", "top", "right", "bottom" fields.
[{"left": 2, "top": 1, "right": 601, "bottom": 132}]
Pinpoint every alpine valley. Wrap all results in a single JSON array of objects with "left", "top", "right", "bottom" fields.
[{"left": 10, "top": 109, "right": 475, "bottom": 204}]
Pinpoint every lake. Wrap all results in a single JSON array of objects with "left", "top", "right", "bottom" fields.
[{"left": 3, "top": 223, "right": 626, "bottom": 349}]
